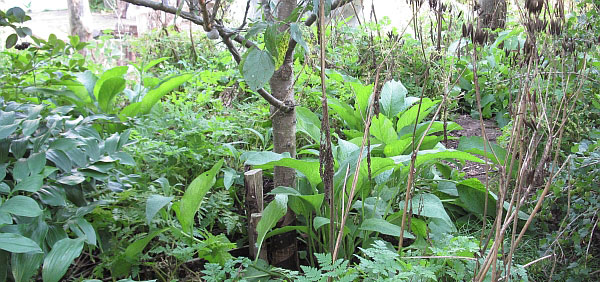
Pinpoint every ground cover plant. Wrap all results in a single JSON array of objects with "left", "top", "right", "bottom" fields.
[{"left": 0, "top": 0, "right": 599, "bottom": 281}]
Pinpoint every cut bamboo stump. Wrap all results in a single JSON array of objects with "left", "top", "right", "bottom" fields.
[{"left": 245, "top": 169, "right": 266, "bottom": 260}]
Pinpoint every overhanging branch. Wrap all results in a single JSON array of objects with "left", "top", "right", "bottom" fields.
[
  {"left": 284, "top": 0, "right": 354, "bottom": 61},
  {"left": 121, "top": 0, "right": 289, "bottom": 111},
  {"left": 121, "top": 0, "right": 355, "bottom": 112}
]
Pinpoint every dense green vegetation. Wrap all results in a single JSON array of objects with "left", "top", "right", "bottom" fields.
[{"left": 0, "top": 0, "right": 599, "bottom": 281}]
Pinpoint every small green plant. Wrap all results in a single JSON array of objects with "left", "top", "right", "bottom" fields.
[{"left": 0, "top": 7, "right": 32, "bottom": 48}]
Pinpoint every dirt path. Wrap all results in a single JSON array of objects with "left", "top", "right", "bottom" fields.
[{"left": 446, "top": 115, "right": 503, "bottom": 183}]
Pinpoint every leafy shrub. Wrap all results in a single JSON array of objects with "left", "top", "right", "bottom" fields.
[
  {"left": 534, "top": 137, "right": 600, "bottom": 280},
  {"left": 0, "top": 99, "right": 134, "bottom": 281}
]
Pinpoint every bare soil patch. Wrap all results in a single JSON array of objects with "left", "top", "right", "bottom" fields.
[{"left": 446, "top": 115, "right": 502, "bottom": 183}]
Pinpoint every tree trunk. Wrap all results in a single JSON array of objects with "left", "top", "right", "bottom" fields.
[
  {"left": 268, "top": 0, "right": 298, "bottom": 270},
  {"left": 478, "top": 0, "right": 506, "bottom": 30},
  {"left": 67, "top": 0, "right": 94, "bottom": 42}
]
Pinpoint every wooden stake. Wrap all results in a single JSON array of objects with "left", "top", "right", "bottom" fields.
[{"left": 245, "top": 169, "right": 265, "bottom": 260}]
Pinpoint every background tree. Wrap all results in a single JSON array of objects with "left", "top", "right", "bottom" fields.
[
  {"left": 67, "top": 0, "right": 94, "bottom": 41},
  {"left": 119, "top": 0, "right": 353, "bottom": 269},
  {"left": 478, "top": 0, "right": 506, "bottom": 30}
]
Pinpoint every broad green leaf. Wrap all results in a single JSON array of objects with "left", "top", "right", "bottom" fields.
[
  {"left": 265, "top": 225, "right": 313, "bottom": 241},
  {"left": 437, "top": 180, "right": 458, "bottom": 196},
  {"left": 46, "top": 149, "right": 72, "bottom": 172},
  {"left": 246, "top": 22, "right": 268, "bottom": 39},
  {"left": 242, "top": 47, "right": 275, "bottom": 91},
  {"left": 456, "top": 178, "right": 496, "bottom": 218},
  {"left": 336, "top": 138, "right": 359, "bottom": 161},
  {"left": 117, "top": 130, "right": 131, "bottom": 150},
  {"left": 97, "top": 77, "right": 126, "bottom": 112},
  {"left": 350, "top": 82, "right": 373, "bottom": 120},
  {"left": 57, "top": 174, "right": 85, "bottom": 185},
  {"left": 27, "top": 152, "right": 46, "bottom": 175},
  {"left": 410, "top": 218, "right": 428, "bottom": 238},
  {"left": 259, "top": 158, "right": 322, "bottom": 187},
  {"left": 296, "top": 106, "right": 321, "bottom": 144},
  {"left": 143, "top": 57, "right": 170, "bottom": 72},
  {"left": 397, "top": 98, "right": 439, "bottom": 131},
  {"left": 297, "top": 194, "right": 324, "bottom": 213},
  {"left": 140, "top": 73, "right": 194, "bottom": 114},
  {"left": 7, "top": 7, "right": 27, "bottom": 22},
  {"left": 21, "top": 119, "right": 40, "bottom": 136},
  {"left": 10, "top": 137, "right": 28, "bottom": 159},
  {"left": 313, "top": 216, "right": 330, "bottom": 231},
  {"left": 360, "top": 218, "right": 415, "bottom": 239},
  {"left": 0, "top": 124, "right": 18, "bottom": 139},
  {"left": 23, "top": 88, "right": 83, "bottom": 106},
  {"left": 75, "top": 218, "right": 96, "bottom": 246},
  {"left": 74, "top": 71, "right": 98, "bottom": 101},
  {"left": 0, "top": 111, "right": 15, "bottom": 125},
  {"left": 65, "top": 148, "right": 86, "bottom": 168},
  {"left": 241, "top": 151, "right": 289, "bottom": 166},
  {"left": 458, "top": 136, "right": 507, "bottom": 165},
  {"left": 408, "top": 193, "right": 456, "bottom": 232},
  {"left": 38, "top": 185, "right": 67, "bottom": 206},
  {"left": 0, "top": 196, "right": 42, "bottom": 217},
  {"left": 93, "top": 66, "right": 128, "bottom": 99},
  {"left": 398, "top": 121, "right": 462, "bottom": 140},
  {"left": 0, "top": 163, "right": 6, "bottom": 182},
  {"left": 5, "top": 33, "right": 17, "bottom": 49},
  {"left": 383, "top": 138, "right": 412, "bottom": 157},
  {"left": 255, "top": 194, "right": 287, "bottom": 261},
  {"left": 0, "top": 233, "right": 42, "bottom": 253},
  {"left": 124, "top": 228, "right": 168, "bottom": 260},
  {"left": 392, "top": 149, "right": 484, "bottom": 168},
  {"left": 264, "top": 24, "right": 280, "bottom": 61},
  {"left": 113, "top": 151, "right": 135, "bottom": 166},
  {"left": 13, "top": 159, "right": 29, "bottom": 181},
  {"left": 0, "top": 183, "right": 9, "bottom": 195},
  {"left": 371, "top": 114, "right": 397, "bottom": 145},
  {"left": 118, "top": 102, "right": 141, "bottom": 120},
  {"left": 290, "top": 23, "right": 309, "bottom": 53},
  {"left": 14, "top": 174, "right": 43, "bottom": 192},
  {"left": 223, "top": 168, "right": 238, "bottom": 190},
  {"left": 269, "top": 186, "right": 301, "bottom": 196},
  {"left": 46, "top": 225, "right": 68, "bottom": 250},
  {"left": 380, "top": 80, "right": 408, "bottom": 119},
  {"left": 50, "top": 138, "right": 83, "bottom": 151},
  {"left": 11, "top": 251, "right": 43, "bottom": 282},
  {"left": 355, "top": 157, "right": 396, "bottom": 193},
  {"left": 42, "top": 238, "right": 84, "bottom": 282},
  {"left": 329, "top": 97, "right": 361, "bottom": 131},
  {"left": 178, "top": 159, "right": 223, "bottom": 234},
  {"left": 146, "top": 195, "right": 173, "bottom": 224}
]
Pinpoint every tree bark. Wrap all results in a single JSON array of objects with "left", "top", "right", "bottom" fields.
[
  {"left": 478, "top": 0, "right": 506, "bottom": 31},
  {"left": 67, "top": 0, "right": 94, "bottom": 42},
  {"left": 268, "top": 0, "right": 298, "bottom": 270}
]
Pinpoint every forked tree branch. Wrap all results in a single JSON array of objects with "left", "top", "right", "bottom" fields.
[
  {"left": 121, "top": 0, "right": 290, "bottom": 111},
  {"left": 121, "top": 0, "right": 354, "bottom": 112}
]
